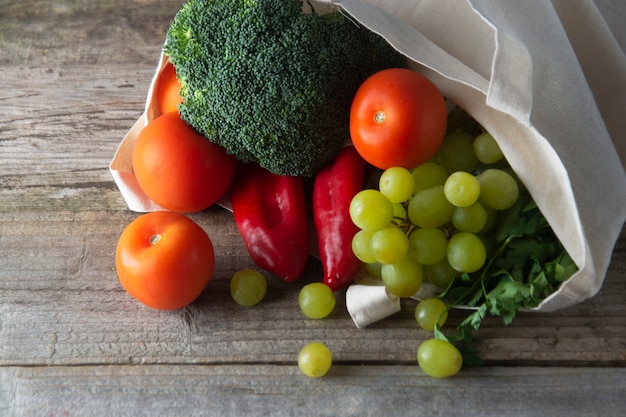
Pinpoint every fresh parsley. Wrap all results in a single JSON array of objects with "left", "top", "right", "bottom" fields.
[{"left": 435, "top": 192, "right": 577, "bottom": 365}]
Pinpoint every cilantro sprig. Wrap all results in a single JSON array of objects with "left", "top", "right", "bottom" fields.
[{"left": 434, "top": 193, "right": 577, "bottom": 365}]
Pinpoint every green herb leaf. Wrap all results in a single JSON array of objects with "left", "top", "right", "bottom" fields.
[{"left": 442, "top": 192, "right": 577, "bottom": 363}]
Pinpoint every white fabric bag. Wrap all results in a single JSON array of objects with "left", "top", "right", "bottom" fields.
[{"left": 323, "top": 0, "right": 626, "bottom": 324}]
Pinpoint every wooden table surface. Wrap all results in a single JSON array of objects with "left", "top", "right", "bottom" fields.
[{"left": 1, "top": 1, "right": 625, "bottom": 416}]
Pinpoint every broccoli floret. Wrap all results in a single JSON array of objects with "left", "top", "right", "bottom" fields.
[{"left": 165, "top": 0, "right": 406, "bottom": 177}]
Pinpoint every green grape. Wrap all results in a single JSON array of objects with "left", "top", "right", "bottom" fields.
[
  {"left": 381, "top": 256, "right": 423, "bottom": 298},
  {"left": 408, "top": 227, "right": 448, "bottom": 265},
  {"left": 349, "top": 189, "right": 394, "bottom": 231},
  {"left": 446, "top": 107, "right": 475, "bottom": 134},
  {"left": 502, "top": 167, "right": 523, "bottom": 187},
  {"left": 437, "top": 131, "right": 479, "bottom": 173},
  {"left": 408, "top": 186, "right": 454, "bottom": 228},
  {"left": 352, "top": 229, "right": 377, "bottom": 263},
  {"left": 473, "top": 132, "right": 504, "bottom": 164},
  {"left": 230, "top": 269, "right": 267, "bottom": 307},
  {"left": 417, "top": 339, "right": 462, "bottom": 378},
  {"left": 423, "top": 258, "right": 460, "bottom": 289},
  {"left": 444, "top": 171, "right": 481, "bottom": 207},
  {"left": 392, "top": 202, "right": 407, "bottom": 222},
  {"left": 370, "top": 227, "right": 409, "bottom": 265},
  {"left": 298, "top": 342, "right": 332, "bottom": 378},
  {"left": 379, "top": 167, "right": 415, "bottom": 203},
  {"left": 364, "top": 262, "right": 382, "bottom": 279},
  {"left": 447, "top": 232, "right": 487, "bottom": 273},
  {"left": 415, "top": 298, "right": 448, "bottom": 331},
  {"left": 480, "top": 204, "right": 498, "bottom": 233},
  {"left": 412, "top": 162, "right": 449, "bottom": 194},
  {"left": 477, "top": 169, "right": 519, "bottom": 210},
  {"left": 477, "top": 233, "right": 498, "bottom": 261},
  {"left": 451, "top": 202, "right": 488, "bottom": 233},
  {"left": 298, "top": 283, "right": 336, "bottom": 319}
]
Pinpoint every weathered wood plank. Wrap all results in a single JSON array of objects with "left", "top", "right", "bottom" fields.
[
  {"left": 1, "top": 208, "right": 624, "bottom": 366},
  {"left": 0, "top": 0, "right": 182, "bottom": 211},
  {"left": 0, "top": 65, "right": 154, "bottom": 211},
  {"left": 0, "top": 0, "right": 183, "bottom": 66},
  {"left": 2, "top": 365, "right": 625, "bottom": 417}
]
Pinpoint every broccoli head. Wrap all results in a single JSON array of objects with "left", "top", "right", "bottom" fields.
[{"left": 165, "top": 0, "right": 406, "bottom": 177}]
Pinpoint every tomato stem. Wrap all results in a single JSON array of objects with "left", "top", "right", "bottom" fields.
[
  {"left": 150, "top": 234, "right": 162, "bottom": 245},
  {"left": 374, "top": 111, "right": 386, "bottom": 124}
]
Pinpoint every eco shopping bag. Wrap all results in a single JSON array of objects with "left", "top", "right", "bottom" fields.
[{"left": 326, "top": 0, "right": 626, "bottom": 322}]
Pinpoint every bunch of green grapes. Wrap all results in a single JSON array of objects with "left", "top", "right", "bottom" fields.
[
  {"left": 350, "top": 128, "right": 519, "bottom": 298},
  {"left": 350, "top": 123, "right": 521, "bottom": 378}
]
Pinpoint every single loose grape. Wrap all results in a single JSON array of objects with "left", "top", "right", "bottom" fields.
[
  {"left": 477, "top": 169, "right": 519, "bottom": 210},
  {"left": 381, "top": 257, "right": 423, "bottom": 298},
  {"left": 437, "top": 131, "right": 479, "bottom": 173},
  {"left": 408, "top": 186, "right": 454, "bottom": 228},
  {"left": 230, "top": 269, "right": 267, "bottom": 307},
  {"left": 298, "top": 342, "right": 332, "bottom": 378},
  {"left": 349, "top": 189, "right": 394, "bottom": 231},
  {"left": 370, "top": 227, "right": 410, "bottom": 265},
  {"left": 408, "top": 227, "right": 448, "bottom": 266},
  {"left": 415, "top": 298, "right": 448, "bottom": 331},
  {"left": 473, "top": 132, "right": 504, "bottom": 164},
  {"left": 451, "top": 202, "right": 488, "bottom": 233},
  {"left": 379, "top": 167, "right": 416, "bottom": 203},
  {"left": 447, "top": 232, "right": 487, "bottom": 273},
  {"left": 444, "top": 171, "right": 480, "bottom": 207},
  {"left": 298, "top": 283, "right": 336, "bottom": 319},
  {"left": 412, "top": 162, "right": 449, "bottom": 195},
  {"left": 417, "top": 339, "right": 462, "bottom": 378}
]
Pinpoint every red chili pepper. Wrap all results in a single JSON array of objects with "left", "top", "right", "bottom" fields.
[
  {"left": 313, "top": 146, "right": 366, "bottom": 291},
  {"left": 230, "top": 163, "right": 309, "bottom": 282}
]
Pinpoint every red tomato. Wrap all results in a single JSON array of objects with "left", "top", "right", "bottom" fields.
[
  {"left": 132, "top": 112, "right": 238, "bottom": 213},
  {"left": 116, "top": 211, "right": 215, "bottom": 310},
  {"left": 350, "top": 68, "right": 447, "bottom": 170},
  {"left": 156, "top": 61, "right": 184, "bottom": 115}
]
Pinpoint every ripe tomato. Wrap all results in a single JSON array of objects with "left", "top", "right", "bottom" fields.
[
  {"left": 132, "top": 111, "right": 238, "bottom": 213},
  {"left": 116, "top": 211, "right": 215, "bottom": 310},
  {"left": 350, "top": 68, "right": 447, "bottom": 170},
  {"left": 155, "top": 61, "right": 183, "bottom": 115}
]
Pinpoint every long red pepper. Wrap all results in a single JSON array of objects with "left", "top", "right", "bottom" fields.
[
  {"left": 230, "top": 163, "right": 309, "bottom": 282},
  {"left": 313, "top": 146, "right": 366, "bottom": 291}
]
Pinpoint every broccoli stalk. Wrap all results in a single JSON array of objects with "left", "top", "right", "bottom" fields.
[{"left": 165, "top": 0, "right": 406, "bottom": 177}]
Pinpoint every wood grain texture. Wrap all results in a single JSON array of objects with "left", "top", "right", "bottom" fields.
[
  {"left": 2, "top": 365, "right": 625, "bottom": 417},
  {"left": 0, "top": 65, "right": 152, "bottom": 211},
  {"left": 0, "top": 0, "right": 183, "bottom": 66},
  {"left": 0, "top": 208, "right": 624, "bottom": 367},
  {"left": 1, "top": 0, "right": 625, "bottom": 415}
]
